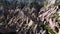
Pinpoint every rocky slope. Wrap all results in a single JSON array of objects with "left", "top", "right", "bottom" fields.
[{"left": 0, "top": 0, "right": 60, "bottom": 34}]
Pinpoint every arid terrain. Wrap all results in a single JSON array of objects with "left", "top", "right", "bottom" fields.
[{"left": 0, "top": 0, "right": 60, "bottom": 34}]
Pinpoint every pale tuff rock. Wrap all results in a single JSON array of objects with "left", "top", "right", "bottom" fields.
[
  {"left": 58, "top": 29, "right": 60, "bottom": 34},
  {"left": 39, "top": 6, "right": 58, "bottom": 22},
  {"left": 28, "top": 20, "right": 33, "bottom": 27},
  {"left": 42, "top": 30, "right": 46, "bottom": 34},
  {"left": 45, "top": 0, "right": 56, "bottom": 8},
  {"left": 58, "top": 17, "right": 60, "bottom": 20},
  {"left": 38, "top": 4, "right": 58, "bottom": 33},
  {"left": 46, "top": 0, "right": 56, "bottom": 4},
  {"left": 33, "top": 24, "right": 37, "bottom": 31},
  {"left": 8, "top": 17, "right": 14, "bottom": 24},
  {"left": 57, "top": 10, "right": 60, "bottom": 16},
  {"left": 49, "top": 18, "right": 55, "bottom": 30}
]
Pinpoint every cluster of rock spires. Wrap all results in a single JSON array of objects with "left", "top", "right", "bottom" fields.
[{"left": 0, "top": 0, "right": 60, "bottom": 34}]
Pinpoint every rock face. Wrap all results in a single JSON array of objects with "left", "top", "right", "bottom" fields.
[
  {"left": 0, "top": 0, "right": 60, "bottom": 34},
  {"left": 46, "top": 0, "right": 56, "bottom": 4}
]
